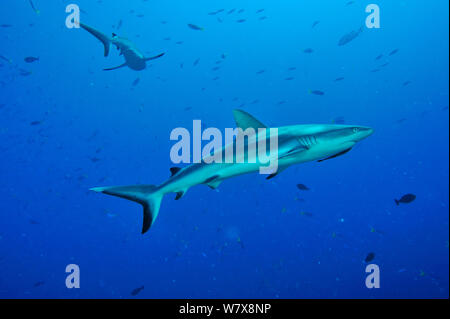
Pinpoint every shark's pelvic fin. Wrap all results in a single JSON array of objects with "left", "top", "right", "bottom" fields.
[
  {"left": 103, "top": 62, "right": 127, "bottom": 71},
  {"left": 90, "top": 184, "right": 163, "bottom": 234},
  {"left": 207, "top": 179, "right": 223, "bottom": 190},
  {"left": 317, "top": 147, "right": 353, "bottom": 162},
  {"left": 80, "top": 23, "right": 111, "bottom": 57},
  {"left": 232, "top": 109, "right": 267, "bottom": 131},
  {"left": 145, "top": 53, "right": 165, "bottom": 61}
]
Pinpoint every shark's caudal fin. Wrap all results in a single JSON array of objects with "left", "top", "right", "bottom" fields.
[
  {"left": 90, "top": 185, "right": 163, "bottom": 234},
  {"left": 80, "top": 23, "right": 111, "bottom": 57}
]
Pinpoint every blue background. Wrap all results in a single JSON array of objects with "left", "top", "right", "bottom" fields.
[{"left": 0, "top": 0, "right": 448, "bottom": 298}]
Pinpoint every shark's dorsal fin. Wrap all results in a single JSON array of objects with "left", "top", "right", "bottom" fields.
[
  {"left": 170, "top": 167, "right": 182, "bottom": 176},
  {"left": 232, "top": 109, "right": 266, "bottom": 131}
]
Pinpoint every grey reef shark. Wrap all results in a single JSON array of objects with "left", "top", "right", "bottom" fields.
[
  {"left": 91, "top": 110, "right": 374, "bottom": 234},
  {"left": 79, "top": 22, "right": 165, "bottom": 71}
]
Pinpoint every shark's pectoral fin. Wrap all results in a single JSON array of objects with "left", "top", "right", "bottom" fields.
[
  {"left": 278, "top": 145, "right": 307, "bottom": 160},
  {"left": 233, "top": 109, "right": 267, "bottom": 131},
  {"left": 317, "top": 147, "right": 353, "bottom": 162},
  {"left": 265, "top": 166, "right": 289, "bottom": 180},
  {"left": 103, "top": 62, "right": 128, "bottom": 71},
  {"left": 145, "top": 53, "right": 165, "bottom": 61}
]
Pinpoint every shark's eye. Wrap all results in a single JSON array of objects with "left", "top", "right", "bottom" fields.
[{"left": 353, "top": 127, "right": 359, "bottom": 133}]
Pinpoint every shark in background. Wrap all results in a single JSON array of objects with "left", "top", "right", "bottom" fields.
[
  {"left": 91, "top": 110, "right": 374, "bottom": 234},
  {"left": 79, "top": 23, "right": 165, "bottom": 71}
]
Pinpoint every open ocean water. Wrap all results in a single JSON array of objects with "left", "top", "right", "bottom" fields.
[{"left": 0, "top": 0, "right": 448, "bottom": 299}]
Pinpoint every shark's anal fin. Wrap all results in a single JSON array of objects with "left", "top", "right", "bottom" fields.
[
  {"left": 80, "top": 23, "right": 111, "bottom": 57},
  {"left": 317, "top": 147, "right": 353, "bottom": 162},
  {"left": 103, "top": 62, "right": 127, "bottom": 71},
  {"left": 175, "top": 192, "right": 184, "bottom": 200},
  {"left": 232, "top": 109, "right": 267, "bottom": 131},
  {"left": 145, "top": 53, "right": 165, "bottom": 61}
]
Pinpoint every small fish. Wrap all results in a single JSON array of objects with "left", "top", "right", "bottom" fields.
[
  {"left": 395, "top": 194, "right": 416, "bottom": 205},
  {"left": 375, "top": 54, "right": 383, "bottom": 60},
  {"left": 296, "top": 184, "right": 310, "bottom": 191},
  {"left": 346, "top": 1, "right": 355, "bottom": 6},
  {"left": 389, "top": 49, "right": 399, "bottom": 56},
  {"left": 259, "top": 16, "right": 268, "bottom": 21},
  {"left": 288, "top": 67, "right": 296, "bottom": 71},
  {"left": 131, "top": 286, "right": 144, "bottom": 296},
  {"left": 285, "top": 77, "right": 294, "bottom": 81},
  {"left": 334, "top": 77, "right": 345, "bottom": 82},
  {"left": 193, "top": 58, "right": 200, "bottom": 66},
  {"left": 256, "top": 69, "right": 265, "bottom": 74},
  {"left": 0, "top": 55, "right": 12, "bottom": 63},
  {"left": 396, "top": 118, "right": 407, "bottom": 124},
  {"left": 300, "top": 211, "right": 313, "bottom": 217},
  {"left": 89, "top": 157, "right": 101, "bottom": 163},
  {"left": 332, "top": 116, "right": 345, "bottom": 124},
  {"left": 116, "top": 19, "right": 123, "bottom": 30},
  {"left": 33, "top": 281, "right": 45, "bottom": 287},
  {"left": 187, "top": 23, "right": 204, "bottom": 31},
  {"left": 338, "top": 26, "right": 363, "bottom": 46},
  {"left": 132, "top": 78, "right": 140, "bottom": 87},
  {"left": 30, "top": 120, "right": 42, "bottom": 126},
  {"left": 303, "top": 48, "right": 314, "bottom": 53},
  {"left": 227, "top": 9, "right": 236, "bottom": 14},
  {"left": 402, "top": 81, "right": 411, "bottom": 86},
  {"left": 19, "top": 69, "right": 32, "bottom": 76},
  {"left": 311, "top": 21, "right": 320, "bottom": 28},
  {"left": 0, "top": 24, "right": 12, "bottom": 28},
  {"left": 236, "top": 19, "right": 246, "bottom": 23},
  {"left": 365, "top": 252, "right": 375, "bottom": 263},
  {"left": 379, "top": 62, "right": 389, "bottom": 68},
  {"left": 310, "top": 90, "right": 324, "bottom": 96},
  {"left": 29, "top": 219, "right": 40, "bottom": 225},
  {"left": 370, "top": 68, "right": 380, "bottom": 73},
  {"left": 28, "top": 0, "right": 40, "bottom": 14}
]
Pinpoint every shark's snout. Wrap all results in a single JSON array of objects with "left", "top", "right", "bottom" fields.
[{"left": 356, "top": 126, "right": 374, "bottom": 141}]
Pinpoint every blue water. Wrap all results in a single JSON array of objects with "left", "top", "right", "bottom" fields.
[{"left": 0, "top": 0, "right": 448, "bottom": 299}]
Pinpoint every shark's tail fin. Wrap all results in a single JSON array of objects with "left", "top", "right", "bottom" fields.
[
  {"left": 91, "top": 185, "right": 163, "bottom": 234},
  {"left": 80, "top": 23, "right": 111, "bottom": 57}
]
